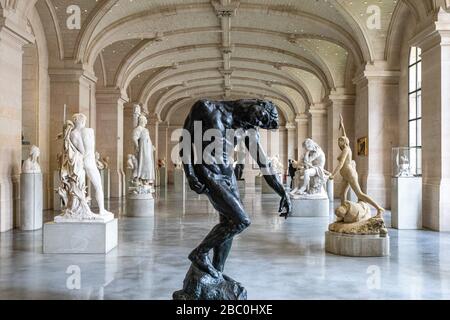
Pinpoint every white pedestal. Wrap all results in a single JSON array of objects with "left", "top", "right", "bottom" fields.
[
  {"left": 290, "top": 197, "right": 329, "bottom": 217},
  {"left": 43, "top": 219, "right": 118, "bottom": 254},
  {"left": 159, "top": 168, "right": 167, "bottom": 187},
  {"left": 327, "top": 180, "right": 334, "bottom": 202},
  {"left": 126, "top": 193, "right": 155, "bottom": 217},
  {"left": 391, "top": 177, "right": 422, "bottom": 229},
  {"left": 53, "top": 171, "right": 61, "bottom": 211},
  {"left": 174, "top": 169, "right": 186, "bottom": 193},
  {"left": 20, "top": 173, "right": 43, "bottom": 231},
  {"left": 325, "top": 231, "right": 390, "bottom": 257}
]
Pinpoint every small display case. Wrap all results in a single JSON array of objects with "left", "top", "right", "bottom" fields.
[{"left": 392, "top": 147, "right": 417, "bottom": 178}]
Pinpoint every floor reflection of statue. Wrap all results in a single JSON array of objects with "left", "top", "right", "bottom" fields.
[
  {"left": 290, "top": 139, "right": 328, "bottom": 199},
  {"left": 56, "top": 114, "right": 112, "bottom": 220},
  {"left": 329, "top": 115, "right": 385, "bottom": 218},
  {"left": 175, "top": 99, "right": 292, "bottom": 300},
  {"left": 132, "top": 115, "right": 155, "bottom": 186}
]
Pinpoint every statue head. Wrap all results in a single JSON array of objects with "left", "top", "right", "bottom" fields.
[
  {"left": 73, "top": 113, "right": 87, "bottom": 129},
  {"left": 335, "top": 201, "right": 350, "bottom": 218},
  {"left": 233, "top": 99, "right": 279, "bottom": 130},
  {"left": 29, "top": 145, "right": 40, "bottom": 160},
  {"left": 138, "top": 115, "right": 147, "bottom": 127},
  {"left": 338, "top": 136, "right": 350, "bottom": 150},
  {"left": 303, "top": 138, "right": 320, "bottom": 152}
]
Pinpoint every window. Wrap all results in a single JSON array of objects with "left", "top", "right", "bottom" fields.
[{"left": 408, "top": 47, "right": 422, "bottom": 176}]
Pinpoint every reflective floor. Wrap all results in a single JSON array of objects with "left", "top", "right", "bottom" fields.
[{"left": 1, "top": 185, "right": 450, "bottom": 300}]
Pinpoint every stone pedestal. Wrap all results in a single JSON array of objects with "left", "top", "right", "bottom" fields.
[
  {"left": 43, "top": 219, "right": 118, "bottom": 254},
  {"left": 327, "top": 180, "right": 334, "bottom": 202},
  {"left": 126, "top": 193, "right": 155, "bottom": 217},
  {"left": 53, "top": 171, "right": 61, "bottom": 211},
  {"left": 391, "top": 177, "right": 422, "bottom": 229},
  {"left": 20, "top": 173, "right": 43, "bottom": 231},
  {"left": 102, "top": 169, "right": 111, "bottom": 199},
  {"left": 325, "top": 231, "right": 390, "bottom": 257},
  {"left": 174, "top": 169, "right": 186, "bottom": 193},
  {"left": 290, "top": 197, "right": 329, "bottom": 217}
]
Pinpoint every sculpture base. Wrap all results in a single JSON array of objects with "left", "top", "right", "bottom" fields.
[
  {"left": 325, "top": 231, "right": 390, "bottom": 257},
  {"left": 290, "top": 197, "right": 329, "bottom": 217},
  {"left": 126, "top": 193, "right": 155, "bottom": 217},
  {"left": 173, "top": 264, "right": 247, "bottom": 300},
  {"left": 43, "top": 219, "right": 118, "bottom": 254},
  {"left": 391, "top": 177, "right": 422, "bottom": 229},
  {"left": 20, "top": 173, "right": 43, "bottom": 231}
]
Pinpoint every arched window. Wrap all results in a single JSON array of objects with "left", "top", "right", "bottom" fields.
[{"left": 409, "top": 47, "right": 422, "bottom": 176}]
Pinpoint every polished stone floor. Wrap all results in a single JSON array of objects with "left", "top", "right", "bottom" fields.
[{"left": 1, "top": 185, "right": 450, "bottom": 300}]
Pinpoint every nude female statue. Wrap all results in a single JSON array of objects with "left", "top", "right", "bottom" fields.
[
  {"left": 329, "top": 115, "right": 385, "bottom": 218},
  {"left": 181, "top": 99, "right": 292, "bottom": 278}
]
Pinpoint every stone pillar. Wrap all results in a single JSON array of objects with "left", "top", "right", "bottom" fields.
[
  {"left": 308, "top": 103, "right": 328, "bottom": 157},
  {"left": 123, "top": 102, "right": 135, "bottom": 175},
  {"left": 96, "top": 88, "right": 128, "bottom": 198},
  {"left": 286, "top": 123, "right": 296, "bottom": 161},
  {"left": 148, "top": 113, "right": 161, "bottom": 170},
  {"left": 415, "top": 10, "right": 450, "bottom": 231},
  {"left": 327, "top": 90, "right": 356, "bottom": 195},
  {"left": 353, "top": 62, "right": 399, "bottom": 209},
  {"left": 0, "top": 18, "right": 32, "bottom": 232},
  {"left": 48, "top": 68, "right": 97, "bottom": 207},
  {"left": 295, "top": 113, "right": 308, "bottom": 160}
]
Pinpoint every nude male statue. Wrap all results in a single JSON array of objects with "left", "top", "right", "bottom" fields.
[
  {"left": 181, "top": 99, "right": 292, "bottom": 278},
  {"left": 71, "top": 113, "right": 111, "bottom": 216}
]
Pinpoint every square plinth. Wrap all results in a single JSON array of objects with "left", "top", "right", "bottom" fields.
[
  {"left": 290, "top": 197, "right": 329, "bottom": 217},
  {"left": 43, "top": 219, "right": 118, "bottom": 254},
  {"left": 325, "top": 231, "right": 390, "bottom": 257},
  {"left": 391, "top": 177, "right": 422, "bottom": 229}
]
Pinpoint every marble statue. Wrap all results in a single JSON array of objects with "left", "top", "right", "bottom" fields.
[
  {"left": 102, "top": 156, "right": 110, "bottom": 169},
  {"left": 328, "top": 115, "right": 386, "bottom": 236},
  {"left": 95, "top": 152, "right": 105, "bottom": 170},
  {"left": 158, "top": 158, "right": 166, "bottom": 168},
  {"left": 329, "top": 115, "right": 385, "bottom": 218},
  {"left": 22, "top": 145, "right": 41, "bottom": 174},
  {"left": 174, "top": 99, "right": 291, "bottom": 300},
  {"left": 290, "top": 139, "right": 329, "bottom": 199},
  {"left": 396, "top": 154, "right": 412, "bottom": 177},
  {"left": 269, "top": 155, "right": 284, "bottom": 176},
  {"left": 55, "top": 114, "right": 113, "bottom": 222}
]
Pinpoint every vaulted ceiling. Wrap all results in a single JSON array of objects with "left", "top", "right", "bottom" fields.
[{"left": 28, "top": 0, "right": 435, "bottom": 124}]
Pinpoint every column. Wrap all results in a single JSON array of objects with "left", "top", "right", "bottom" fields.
[
  {"left": 286, "top": 123, "right": 296, "bottom": 161},
  {"left": 48, "top": 67, "right": 97, "bottom": 206},
  {"left": 0, "top": 16, "right": 32, "bottom": 232},
  {"left": 295, "top": 113, "right": 308, "bottom": 160},
  {"left": 308, "top": 103, "right": 328, "bottom": 156},
  {"left": 415, "top": 10, "right": 450, "bottom": 231},
  {"left": 96, "top": 88, "right": 128, "bottom": 198},
  {"left": 353, "top": 62, "right": 400, "bottom": 209},
  {"left": 327, "top": 90, "right": 355, "bottom": 193}
]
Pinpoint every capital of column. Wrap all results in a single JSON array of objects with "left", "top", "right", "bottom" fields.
[
  {"left": 0, "top": 13, "right": 34, "bottom": 46},
  {"left": 285, "top": 122, "right": 296, "bottom": 131},
  {"left": 308, "top": 103, "right": 328, "bottom": 116},
  {"left": 410, "top": 8, "right": 450, "bottom": 52},
  {"left": 148, "top": 113, "right": 162, "bottom": 125},
  {"left": 295, "top": 113, "right": 308, "bottom": 124},
  {"left": 48, "top": 66, "right": 98, "bottom": 84},
  {"left": 328, "top": 89, "right": 356, "bottom": 106},
  {"left": 353, "top": 62, "right": 400, "bottom": 87},
  {"left": 97, "top": 88, "right": 129, "bottom": 105}
]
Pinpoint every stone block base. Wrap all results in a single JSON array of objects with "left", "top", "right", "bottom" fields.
[
  {"left": 325, "top": 231, "right": 390, "bottom": 257},
  {"left": 126, "top": 194, "right": 155, "bottom": 217},
  {"left": 43, "top": 219, "right": 118, "bottom": 254},
  {"left": 20, "top": 173, "right": 43, "bottom": 231},
  {"left": 391, "top": 177, "right": 422, "bottom": 229},
  {"left": 290, "top": 197, "right": 329, "bottom": 217}
]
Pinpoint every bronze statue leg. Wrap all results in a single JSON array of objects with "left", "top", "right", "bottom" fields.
[{"left": 189, "top": 178, "right": 250, "bottom": 278}]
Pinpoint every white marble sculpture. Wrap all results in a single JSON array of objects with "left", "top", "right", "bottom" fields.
[
  {"left": 396, "top": 154, "right": 412, "bottom": 177},
  {"left": 129, "top": 110, "right": 155, "bottom": 195},
  {"left": 22, "top": 145, "right": 41, "bottom": 173},
  {"left": 269, "top": 155, "right": 284, "bottom": 175},
  {"left": 55, "top": 113, "right": 113, "bottom": 222},
  {"left": 127, "top": 154, "right": 138, "bottom": 178},
  {"left": 290, "top": 138, "right": 329, "bottom": 199}
]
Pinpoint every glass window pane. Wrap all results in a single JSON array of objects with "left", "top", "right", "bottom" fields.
[
  {"left": 410, "top": 48, "right": 417, "bottom": 65},
  {"left": 417, "top": 90, "right": 422, "bottom": 118},
  {"left": 417, "top": 119, "right": 422, "bottom": 147},
  {"left": 409, "top": 64, "right": 417, "bottom": 92},
  {"left": 409, "top": 121, "right": 417, "bottom": 147},
  {"left": 409, "top": 93, "right": 417, "bottom": 119},
  {"left": 410, "top": 147, "right": 417, "bottom": 174},
  {"left": 417, "top": 47, "right": 422, "bottom": 61},
  {"left": 417, "top": 61, "right": 422, "bottom": 89}
]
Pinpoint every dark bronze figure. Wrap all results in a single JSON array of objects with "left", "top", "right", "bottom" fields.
[{"left": 173, "top": 99, "right": 292, "bottom": 300}]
